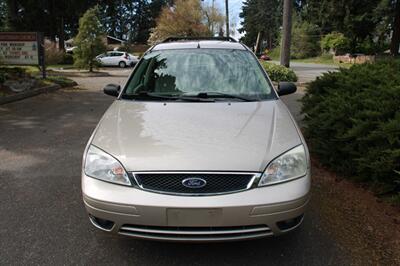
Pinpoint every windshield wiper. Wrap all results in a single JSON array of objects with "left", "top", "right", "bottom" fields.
[
  {"left": 181, "top": 92, "right": 255, "bottom": 102},
  {"left": 121, "top": 92, "right": 214, "bottom": 102},
  {"left": 121, "top": 92, "right": 178, "bottom": 101}
]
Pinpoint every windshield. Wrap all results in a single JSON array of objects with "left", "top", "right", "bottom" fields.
[{"left": 123, "top": 49, "right": 276, "bottom": 101}]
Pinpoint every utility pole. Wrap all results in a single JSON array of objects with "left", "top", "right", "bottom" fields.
[
  {"left": 225, "top": 0, "right": 229, "bottom": 38},
  {"left": 280, "top": 0, "right": 292, "bottom": 67}
]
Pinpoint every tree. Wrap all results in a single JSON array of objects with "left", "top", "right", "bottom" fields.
[
  {"left": 203, "top": 3, "right": 225, "bottom": 36},
  {"left": 148, "top": 0, "right": 211, "bottom": 43},
  {"left": 98, "top": 0, "right": 157, "bottom": 43},
  {"left": 3, "top": 0, "right": 98, "bottom": 50},
  {"left": 73, "top": 6, "right": 106, "bottom": 72},
  {"left": 291, "top": 20, "right": 320, "bottom": 59},
  {"left": 297, "top": 0, "right": 390, "bottom": 53},
  {"left": 390, "top": 0, "right": 400, "bottom": 55},
  {"left": 239, "top": 0, "right": 281, "bottom": 53},
  {"left": 0, "top": 0, "right": 9, "bottom": 31}
]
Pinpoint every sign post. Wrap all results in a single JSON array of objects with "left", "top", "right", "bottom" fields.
[{"left": 0, "top": 32, "right": 46, "bottom": 78}]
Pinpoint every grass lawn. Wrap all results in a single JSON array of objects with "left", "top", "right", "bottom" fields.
[{"left": 291, "top": 56, "right": 353, "bottom": 68}]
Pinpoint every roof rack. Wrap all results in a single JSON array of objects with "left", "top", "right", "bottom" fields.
[{"left": 162, "top": 36, "right": 238, "bottom": 43}]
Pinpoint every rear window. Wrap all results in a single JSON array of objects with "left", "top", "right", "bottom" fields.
[{"left": 123, "top": 49, "right": 275, "bottom": 100}]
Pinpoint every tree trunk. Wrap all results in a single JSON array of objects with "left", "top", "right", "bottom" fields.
[
  {"left": 390, "top": 0, "right": 400, "bottom": 56},
  {"left": 58, "top": 16, "right": 65, "bottom": 51},
  {"left": 280, "top": 0, "right": 293, "bottom": 67},
  {"left": 7, "top": 0, "right": 18, "bottom": 29},
  {"left": 268, "top": 32, "right": 272, "bottom": 50},
  {"left": 255, "top": 31, "right": 261, "bottom": 54}
]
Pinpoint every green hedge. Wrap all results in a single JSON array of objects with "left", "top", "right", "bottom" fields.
[
  {"left": 301, "top": 61, "right": 400, "bottom": 189},
  {"left": 261, "top": 62, "right": 298, "bottom": 82}
]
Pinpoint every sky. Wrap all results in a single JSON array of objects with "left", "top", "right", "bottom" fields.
[{"left": 203, "top": 0, "right": 244, "bottom": 39}]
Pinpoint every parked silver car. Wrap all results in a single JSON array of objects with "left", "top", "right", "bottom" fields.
[
  {"left": 96, "top": 51, "right": 139, "bottom": 68},
  {"left": 82, "top": 37, "right": 310, "bottom": 242}
]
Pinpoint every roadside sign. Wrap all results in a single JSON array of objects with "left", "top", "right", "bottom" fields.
[{"left": 0, "top": 32, "right": 46, "bottom": 78}]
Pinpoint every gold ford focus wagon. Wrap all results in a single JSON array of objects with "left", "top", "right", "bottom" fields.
[{"left": 82, "top": 37, "right": 311, "bottom": 242}]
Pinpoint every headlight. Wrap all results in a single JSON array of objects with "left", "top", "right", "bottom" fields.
[
  {"left": 259, "top": 145, "right": 307, "bottom": 186},
  {"left": 84, "top": 145, "right": 131, "bottom": 186}
]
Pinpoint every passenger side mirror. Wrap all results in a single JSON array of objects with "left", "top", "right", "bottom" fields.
[
  {"left": 278, "top": 82, "right": 297, "bottom": 96},
  {"left": 103, "top": 84, "right": 121, "bottom": 97}
]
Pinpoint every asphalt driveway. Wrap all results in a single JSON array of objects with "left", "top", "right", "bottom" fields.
[{"left": 0, "top": 68, "right": 349, "bottom": 265}]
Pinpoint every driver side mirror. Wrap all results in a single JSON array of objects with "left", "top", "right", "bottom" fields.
[
  {"left": 103, "top": 84, "right": 121, "bottom": 97},
  {"left": 278, "top": 82, "right": 297, "bottom": 96}
]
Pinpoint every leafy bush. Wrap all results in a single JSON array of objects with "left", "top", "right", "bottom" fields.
[
  {"left": 45, "top": 76, "right": 77, "bottom": 87},
  {"left": 302, "top": 61, "right": 400, "bottom": 189},
  {"left": 45, "top": 42, "right": 64, "bottom": 65},
  {"left": 0, "top": 72, "right": 5, "bottom": 84},
  {"left": 291, "top": 21, "right": 321, "bottom": 59},
  {"left": 61, "top": 53, "right": 74, "bottom": 65},
  {"left": 0, "top": 67, "right": 29, "bottom": 83},
  {"left": 267, "top": 47, "right": 280, "bottom": 60},
  {"left": 261, "top": 62, "right": 298, "bottom": 82},
  {"left": 321, "top": 32, "right": 350, "bottom": 55}
]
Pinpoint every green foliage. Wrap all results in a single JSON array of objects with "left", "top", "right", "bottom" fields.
[
  {"left": 99, "top": 0, "right": 169, "bottom": 43},
  {"left": 291, "top": 20, "right": 321, "bottom": 59},
  {"left": 321, "top": 32, "right": 350, "bottom": 55},
  {"left": 239, "top": 0, "right": 281, "bottom": 51},
  {"left": 302, "top": 61, "right": 400, "bottom": 189},
  {"left": 297, "top": 0, "right": 394, "bottom": 53},
  {"left": 73, "top": 6, "right": 106, "bottom": 72},
  {"left": 261, "top": 62, "right": 298, "bottom": 82},
  {"left": 0, "top": 0, "right": 9, "bottom": 31},
  {"left": 268, "top": 46, "right": 281, "bottom": 60},
  {"left": 61, "top": 54, "right": 74, "bottom": 65},
  {"left": 0, "top": 72, "right": 5, "bottom": 84},
  {"left": 0, "top": 67, "right": 31, "bottom": 84},
  {"left": 45, "top": 76, "right": 76, "bottom": 87}
]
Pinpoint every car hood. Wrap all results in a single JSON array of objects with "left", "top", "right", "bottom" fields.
[{"left": 91, "top": 100, "right": 302, "bottom": 172}]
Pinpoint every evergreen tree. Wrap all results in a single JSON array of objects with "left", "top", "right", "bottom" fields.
[
  {"left": 297, "top": 0, "right": 392, "bottom": 52},
  {"left": 73, "top": 6, "right": 106, "bottom": 72},
  {"left": 239, "top": 0, "right": 281, "bottom": 52},
  {"left": 0, "top": 0, "right": 9, "bottom": 31}
]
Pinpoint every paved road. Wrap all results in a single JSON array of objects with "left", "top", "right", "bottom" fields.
[
  {"left": 0, "top": 67, "right": 348, "bottom": 265},
  {"left": 289, "top": 62, "right": 338, "bottom": 83}
]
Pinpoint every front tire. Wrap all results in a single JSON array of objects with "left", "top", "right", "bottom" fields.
[{"left": 119, "top": 61, "right": 126, "bottom": 68}]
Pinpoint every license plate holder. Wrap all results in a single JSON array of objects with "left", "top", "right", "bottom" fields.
[{"left": 167, "top": 208, "right": 223, "bottom": 226}]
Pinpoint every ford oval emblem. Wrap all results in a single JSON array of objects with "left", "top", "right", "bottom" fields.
[{"left": 182, "top": 178, "right": 207, "bottom": 189}]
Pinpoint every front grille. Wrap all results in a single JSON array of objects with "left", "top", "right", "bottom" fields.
[
  {"left": 119, "top": 224, "right": 272, "bottom": 241},
  {"left": 132, "top": 172, "right": 258, "bottom": 195}
]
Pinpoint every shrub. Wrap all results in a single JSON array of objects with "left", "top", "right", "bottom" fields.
[
  {"left": 261, "top": 62, "right": 298, "bottom": 82},
  {"left": 45, "top": 42, "right": 64, "bottom": 65},
  {"left": 291, "top": 21, "right": 321, "bottom": 59},
  {"left": 321, "top": 32, "right": 350, "bottom": 55},
  {"left": 268, "top": 46, "right": 280, "bottom": 60},
  {"left": 61, "top": 53, "right": 74, "bottom": 65},
  {"left": 0, "top": 72, "right": 5, "bottom": 84},
  {"left": 302, "top": 61, "right": 400, "bottom": 189},
  {"left": 45, "top": 76, "right": 77, "bottom": 87}
]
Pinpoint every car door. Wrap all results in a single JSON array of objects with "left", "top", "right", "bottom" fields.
[
  {"left": 101, "top": 52, "right": 115, "bottom": 66},
  {"left": 110, "top": 52, "right": 124, "bottom": 66}
]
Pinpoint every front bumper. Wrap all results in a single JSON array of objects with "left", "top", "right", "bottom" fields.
[{"left": 82, "top": 173, "right": 310, "bottom": 242}]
